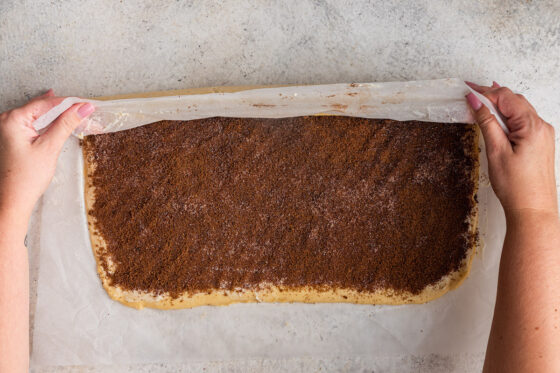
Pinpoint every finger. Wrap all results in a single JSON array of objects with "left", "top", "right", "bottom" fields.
[
  {"left": 482, "top": 87, "right": 535, "bottom": 120},
  {"left": 466, "top": 92, "right": 512, "bottom": 157},
  {"left": 11, "top": 96, "right": 65, "bottom": 125},
  {"left": 465, "top": 81, "right": 493, "bottom": 94},
  {"left": 32, "top": 89, "right": 55, "bottom": 100},
  {"left": 35, "top": 103, "right": 95, "bottom": 151},
  {"left": 465, "top": 80, "right": 503, "bottom": 94}
]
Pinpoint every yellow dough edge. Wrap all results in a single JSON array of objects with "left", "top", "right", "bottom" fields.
[{"left": 82, "top": 86, "right": 480, "bottom": 310}]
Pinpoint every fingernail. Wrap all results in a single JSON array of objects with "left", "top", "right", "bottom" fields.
[
  {"left": 464, "top": 81, "right": 479, "bottom": 89},
  {"left": 466, "top": 93, "right": 482, "bottom": 111},
  {"left": 492, "top": 81, "right": 501, "bottom": 88},
  {"left": 78, "top": 103, "right": 95, "bottom": 118}
]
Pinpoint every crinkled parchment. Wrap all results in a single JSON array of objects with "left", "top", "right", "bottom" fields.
[{"left": 31, "top": 79, "right": 504, "bottom": 366}]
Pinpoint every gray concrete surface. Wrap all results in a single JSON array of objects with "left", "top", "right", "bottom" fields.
[{"left": 1, "top": 0, "right": 559, "bottom": 371}]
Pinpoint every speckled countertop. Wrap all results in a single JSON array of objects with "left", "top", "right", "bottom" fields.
[{"left": 1, "top": 1, "right": 559, "bottom": 372}]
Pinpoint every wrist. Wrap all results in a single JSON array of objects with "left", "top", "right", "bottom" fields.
[
  {"left": 505, "top": 208, "right": 560, "bottom": 228},
  {"left": 0, "top": 188, "right": 35, "bottom": 224},
  {"left": 0, "top": 200, "right": 32, "bottom": 245}
]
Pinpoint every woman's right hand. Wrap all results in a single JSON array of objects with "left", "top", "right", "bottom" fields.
[{"left": 465, "top": 82, "right": 557, "bottom": 219}]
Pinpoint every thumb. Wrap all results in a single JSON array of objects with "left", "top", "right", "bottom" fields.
[
  {"left": 466, "top": 92, "right": 511, "bottom": 157},
  {"left": 37, "top": 103, "right": 95, "bottom": 150}
]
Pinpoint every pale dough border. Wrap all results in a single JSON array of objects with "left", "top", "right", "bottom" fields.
[{"left": 82, "top": 85, "right": 480, "bottom": 310}]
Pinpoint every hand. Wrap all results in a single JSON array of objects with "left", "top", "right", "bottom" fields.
[
  {"left": 465, "top": 81, "right": 557, "bottom": 219},
  {"left": 0, "top": 90, "right": 95, "bottom": 225}
]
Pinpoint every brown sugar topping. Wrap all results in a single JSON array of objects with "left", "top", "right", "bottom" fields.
[{"left": 82, "top": 117, "right": 478, "bottom": 298}]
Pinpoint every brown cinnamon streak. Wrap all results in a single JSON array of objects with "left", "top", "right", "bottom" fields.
[{"left": 82, "top": 117, "right": 477, "bottom": 298}]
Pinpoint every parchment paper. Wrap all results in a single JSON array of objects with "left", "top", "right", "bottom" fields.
[
  {"left": 33, "top": 78, "right": 477, "bottom": 136},
  {"left": 31, "top": 79, "right": 504, "bottom": 366}
]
